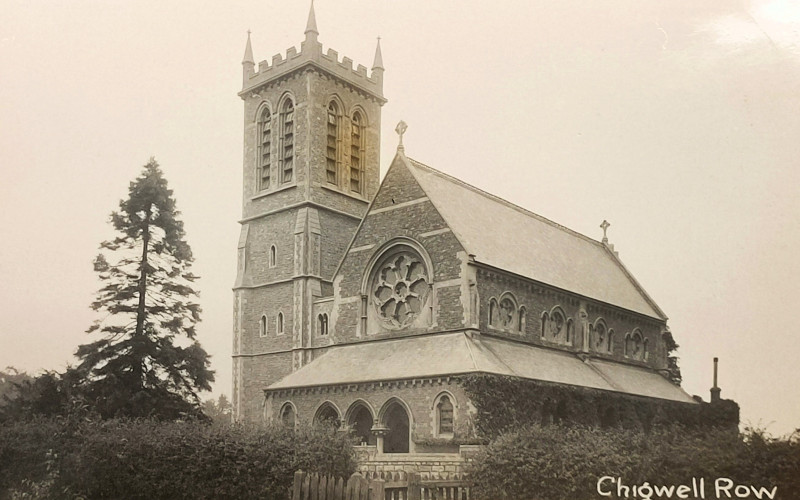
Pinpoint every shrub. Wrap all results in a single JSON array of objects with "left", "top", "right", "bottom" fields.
[
  {"left": 467, "top": 424, "right": 800, "bottom": 500},
  {"left": 0, "top": 417, "right": 356, "bottom": 499},
  {"left": 462, "top": 373, "right": 739, "bottom": 437}
]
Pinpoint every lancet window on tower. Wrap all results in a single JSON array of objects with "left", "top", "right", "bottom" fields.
[
  {"left": 350, "top": 111, "right": 364, "bottom": 193},
  {"left": 259, "top": 107, "right": 272, "bottom": 190},
  {"left": 326, "top": 102, "right": 339, "bottom": 184},
  {"left": 281, "top": 99, "right": 295, "bottom": 183}
]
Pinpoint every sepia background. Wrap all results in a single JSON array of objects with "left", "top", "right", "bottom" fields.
[{"left": 1, "top": 0, "right": 798, "bottom": 435}]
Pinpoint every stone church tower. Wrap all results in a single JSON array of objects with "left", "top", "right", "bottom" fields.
[{"left": 232, "top": 5, "right": 386, "bottom": 419}]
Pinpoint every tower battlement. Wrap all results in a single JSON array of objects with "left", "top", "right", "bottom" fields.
[{"left": 240, "top": 5, "right": 384, "bottom": 101}]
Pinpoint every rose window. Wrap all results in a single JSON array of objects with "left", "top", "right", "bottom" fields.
[{"left": 372, "top": 253, "right": 429, "bottom": 328}]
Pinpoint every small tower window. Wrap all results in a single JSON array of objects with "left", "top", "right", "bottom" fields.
[
  {"left": 326, "top": 101, "right": 339, "bottom": 184},
  {"left": 258, "top": 107, "right": 271, "bottom": 190},
  {"left": 437, "top": 395, "right": 454, "bottom": 435},
  {"left": 259, "top": 315, "right": 267, "bottom": 337},
  {"left": 269, "top": 245, "right": 277, "bottom": 268},
  {"left": 281, "top": 99, "right": 294, "bottom": 183},
  {"left": 350, "top": 111, "right": 364, "bottom": 193},
  {"left": 488, "top": 298, "right": 498, "bottom": 326},
  {"left": 277, "top": 312, "right": 285, "bottom": 335},
  {"left": 519, "top": 306, "right": 527, "bottom": 333},
  {"left": 318, "top": 313, "right": 329, "bottom": 336}
]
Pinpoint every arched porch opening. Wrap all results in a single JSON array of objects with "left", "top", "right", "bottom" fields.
[
  {"left": 382, "top": 401, "right": 410, "bottom": 454},
  {"left": 314, "top": 402, "right": 341, "bottom": 429},
  {"left": 347, "top": 402, "right": 376, "bottom": 446}
]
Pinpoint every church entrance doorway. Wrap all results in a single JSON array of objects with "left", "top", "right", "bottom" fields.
[{"left": 382, "top": 402, "right": 409, "bottom": 453}]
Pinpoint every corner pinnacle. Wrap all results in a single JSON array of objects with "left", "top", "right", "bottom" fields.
[
  {"left": 305, "top": 0, "right": 319, "bottom": 37},
  {"left": 372, "top": 36, "right": 384, "bottom": 70},
  {"left": 242, "top": 30, "right": 254, "bottom": 65}
]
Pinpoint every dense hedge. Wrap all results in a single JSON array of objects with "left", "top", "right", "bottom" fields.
[
  {"left": 467, "top": 424, "right": 800, "bottom": 500},
  {"left": 462, "top": 374, "right": 739, "bottom": 437},
  {"left": 0, "top": 417, "right": 356, "bottom": 499}
]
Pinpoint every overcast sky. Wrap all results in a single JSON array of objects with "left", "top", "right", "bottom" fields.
[{"left": 2, "top": 0, "right": 798, "bottom": 435}]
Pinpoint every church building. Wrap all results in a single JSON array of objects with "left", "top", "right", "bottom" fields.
[{"left": 232, "top": 4, "right": 698, "bottom": 461}]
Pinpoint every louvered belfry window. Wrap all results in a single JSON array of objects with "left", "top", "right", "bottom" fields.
[
  {"left": 350, "top": 111, "right": 363, "bottom": 193},
  {"left": 259, "top": 108, "right": 271, "bottom": 190},
  {"left": 326, "top": 102, "right": 338, "bottom": 184},
  {"left": 281, "top": 100, "right": 294, "bottom": 183}
]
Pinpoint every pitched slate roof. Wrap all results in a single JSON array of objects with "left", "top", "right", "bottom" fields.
[
  {"left": 266, "top": 333, "right": 695, "bottom": 404},
  {"left": 402, "top": 155, "right": 665, "bottom": 320}
]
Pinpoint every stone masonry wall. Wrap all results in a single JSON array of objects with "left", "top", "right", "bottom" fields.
[
  {"left": 266, "top": 379, "right": 471, "bottom": 448},
  {"left": 332, "top": 156, "right": 468, "bottom": 341},
  {"left": 476, "top": 267, "right": 668, "bottom": 370}
]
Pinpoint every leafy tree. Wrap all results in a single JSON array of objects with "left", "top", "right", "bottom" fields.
[
  {"left": 76, "top": 158, "right": 213, "bottom": 419},
  {"left": 663, "top": 329, "right": 682, "bottom": 385},
  {"left": 202, "top": 394, "right": 233, "bottom": 424},
  {"left": 0, "top": 369, "right": 86, "bottom": 422},
  {"left": 0, "top": 367, "right": 32, "bottom": 405}
]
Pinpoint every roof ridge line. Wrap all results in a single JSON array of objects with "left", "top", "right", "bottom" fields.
[{"left": 405, "top": 157, "right": 605, "bottom": 248}]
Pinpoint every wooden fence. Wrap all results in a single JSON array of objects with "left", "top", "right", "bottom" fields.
[{"left": 291, "top": 470, "right": 471, "bottom": 500}]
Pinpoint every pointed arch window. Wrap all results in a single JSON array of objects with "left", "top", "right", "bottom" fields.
[
  {"left": 277, "top": 312, "right": 285, "bottom": 335},
  {"left": 258, "top": 107, "right": 272, "bottom": 190},
  {"left": 594, "top": 320, "right": 608, "bottom": 353},
  {"left": 280, "top": 403, "right": 296, "bottom": 428},
  {"left": 259, "top": 315, "right": 267, "bottom": 337},
  {"left": 436, "top": 395, "right": 454, "bottom": 435},
  {"left": 326, "top": 101, "right": 339, "bottom": 184},
  {"left": 625, "top": 329, "right": 645, "bottom": 360},
  {"left": 281, "top": 99, "right": 295, "bottom": 183},
  {"left": 269, "top": 245, "right": 277, "bottom": 268},
  {"left": 318, "top": 313, "right": 329, "bottom": 336},
  {"left": 350, "top": 111, "right": 364, "bottom": 193},
  {"left": 488, "top": 299, "right": 498, "bottom": 326}
]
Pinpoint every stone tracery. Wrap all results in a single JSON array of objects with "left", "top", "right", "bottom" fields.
[{"left": 372, "top": 251, "right": 430, "bottom": 328}]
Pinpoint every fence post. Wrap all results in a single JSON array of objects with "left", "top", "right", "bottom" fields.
[
  {"left": 292, "top": 470, "right": 305, "bottom": 500},
  {"left": 369, "top": 478, "right": 385, "bottom": 500},
  {"left": 407, "top": 472, "right": 421, "bottom": 500}
]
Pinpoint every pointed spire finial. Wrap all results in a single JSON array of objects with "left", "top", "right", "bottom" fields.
[
  {"left": 242, "top": 29, "right": 254, "bottom": 65},
  {"left": 395, "top": 120, "right": 408, "bottom": 153},
  {"left": 305, "top": 0, "right": 319, "bottom": 37},
  {"left": 600, "top": 220, "right": 610, "bottom": 244},
  {"left": 372, "top": 36, "right": 384, "bottom": 70}
]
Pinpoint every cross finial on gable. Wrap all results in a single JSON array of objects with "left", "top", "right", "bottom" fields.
[
  {"left": 395, "top": 120, "right": 408, "bottom": 152},
  {"left": 600, "top": 219, "right": 611, "bottom": 244}
]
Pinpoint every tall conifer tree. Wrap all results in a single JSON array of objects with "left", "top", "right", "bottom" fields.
[{"left": 78, "top": 159, "right": 213, "bottom": 418}]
